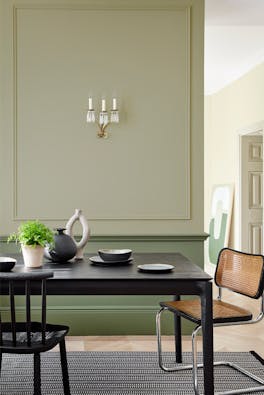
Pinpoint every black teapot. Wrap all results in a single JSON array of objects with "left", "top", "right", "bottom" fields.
[{"left": 48, "top": 228, "right": 77, "bottom": 262}]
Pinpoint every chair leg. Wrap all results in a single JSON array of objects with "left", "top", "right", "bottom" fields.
[
  {"left": 156, "top": 307, "right": 194, "bottom": 372},
  {"left": 191, "top": 325, "right": 202, "bottom": 395},
  {"left": 212, "top": 361, "right": 264, "bottom": 395},
  {"left": 0, "top": 352, "right": 2, "bottom": 377},
  {"left": 174, "top": 312, "right": 182, "bottom": 363},
  {"left": 191, "top": 325, "right": 264, "bottom": 395},
  {"left": 59, "top": 338, "right": 71, "bottom": 395},
  {"left": 156, "top": 307, "right": 171, "bottom": 371},
  {"left": 157, "top": 310, "right": 264, "bottom": 394},
  {"left": 34, "top": 353, "right": 41, "bottom": 395}
]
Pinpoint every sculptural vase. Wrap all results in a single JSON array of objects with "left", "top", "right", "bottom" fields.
[{"left": 66, "top": 209, "right": 90, "bottom": 259}]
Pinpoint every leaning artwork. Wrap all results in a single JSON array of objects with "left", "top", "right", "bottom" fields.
[{"left": 208, "top": 184, "right": 234, "bottom": 266}]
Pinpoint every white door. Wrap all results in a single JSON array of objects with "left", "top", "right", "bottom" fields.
[{"left": 241, "top": 135, "right": 263, "bottom": 254}]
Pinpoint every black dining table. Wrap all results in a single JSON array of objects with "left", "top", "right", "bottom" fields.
[{"left": 1, "top": 252, "right": 214, "bottom": 394}]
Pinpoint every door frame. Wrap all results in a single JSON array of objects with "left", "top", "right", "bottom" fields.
[{"left": 238, "top": 121, "right": 264, "bottom": 252}]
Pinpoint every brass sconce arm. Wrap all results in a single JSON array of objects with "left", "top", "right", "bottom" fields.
[{"left": 97, "top": 122, "right": 110, "bottom": 138}]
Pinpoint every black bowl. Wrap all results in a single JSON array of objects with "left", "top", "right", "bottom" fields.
[
  {"left": 98, "top": 249, "right": 132, "bottom": 262},
  {"left": 0, "top": 257, "right": 16, "bottom": 272}
]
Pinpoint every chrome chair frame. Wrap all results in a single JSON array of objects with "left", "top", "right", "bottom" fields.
[{"left": 156, "top": 288, "right": 264, "bottom": 395}]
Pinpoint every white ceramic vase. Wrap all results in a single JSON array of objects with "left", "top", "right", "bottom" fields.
[
  {"left": 22, "top": 245, "right": 44, "bottom": 268},
  {"left": 65, "top": 209, "right": 90, "bottom": 260}
]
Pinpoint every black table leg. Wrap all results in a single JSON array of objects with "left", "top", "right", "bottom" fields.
[
  {"left": 200, "top": 281, "right": 214, "bottom": 395},
  {"left": 173, "top": 295, "right": 182, "bottom": 363}
]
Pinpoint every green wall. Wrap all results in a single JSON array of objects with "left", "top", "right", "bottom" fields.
[
  {"left": 0, "top": 0, "right": 205, "bottom": 335},
  {"left": 0, "top": 0, "right": 204, "bottom": 236}
]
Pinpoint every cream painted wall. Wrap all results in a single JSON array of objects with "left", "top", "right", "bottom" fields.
[
  {"left": 0, "top": 0, "right": 204, "bottom": 237},
  {"left": 204, "top": 62, "right": 264, "bottom": 253}
]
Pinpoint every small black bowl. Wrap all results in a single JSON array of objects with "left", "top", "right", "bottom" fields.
[
  {"left": 0, "top": 257, "right": 16, "bottom": 272},
  {"left": 98, "top": 249, "right": 132, "bottom": 262}
]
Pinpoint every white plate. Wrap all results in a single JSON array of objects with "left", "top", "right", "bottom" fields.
[
  {"left": 137, "top": 263, "right": 174, "bottom": 273},
  {"left": 89, "top": 256, "right": 133, "bottom": 266}
]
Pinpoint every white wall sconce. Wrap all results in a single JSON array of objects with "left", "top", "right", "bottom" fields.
[{"left": 86, "top": 97, "right": 119, "bottom": 138}]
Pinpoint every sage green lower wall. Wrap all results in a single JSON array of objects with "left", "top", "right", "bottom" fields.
[{"left": 0, "top": 235, "right": 207, "bottom": 335}]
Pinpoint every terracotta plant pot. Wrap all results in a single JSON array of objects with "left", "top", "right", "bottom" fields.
[{"left": 22, "top": 245, "right": 44, "bottom": 268}]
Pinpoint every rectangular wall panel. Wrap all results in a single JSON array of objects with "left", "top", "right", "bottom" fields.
[
  {"left": 249, "top": 142, "right": 263, "bottom": 162},
  {"left": 249, "top": 172, "right": 262, "bottom": 209},
  {"left": 249, "top": 223, "right": 263, "bottom": 254},
  {"left": 13, "top": 4, "right": 191, "bottom": 221}
]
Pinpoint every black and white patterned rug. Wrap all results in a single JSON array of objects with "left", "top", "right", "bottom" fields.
[{"left": 0, "top": 351, "right": 263, "bottom": 394}]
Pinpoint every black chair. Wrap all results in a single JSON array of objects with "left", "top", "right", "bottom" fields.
[
  {"left": 156, "top": 248, "right": 264, "bottom": 394},
  {"left": 0, "top": 271, "right": 70, "bottom": 395}
]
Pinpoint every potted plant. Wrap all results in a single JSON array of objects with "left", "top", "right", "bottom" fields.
[{"left": 8, "top": 220, "right": 54, "bottom": 268}]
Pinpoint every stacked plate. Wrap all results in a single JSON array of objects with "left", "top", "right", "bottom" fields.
[{"left": 89, "top": 249, "right": 133, "bottom": 266}]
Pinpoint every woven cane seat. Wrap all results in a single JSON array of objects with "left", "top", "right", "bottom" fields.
[{"left": 160, "top": 299, "right": 253, "bottom": 324}]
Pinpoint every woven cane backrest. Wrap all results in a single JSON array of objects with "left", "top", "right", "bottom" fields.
[{"left": 215, "top": 248, "right": 264, "bottom": 299}]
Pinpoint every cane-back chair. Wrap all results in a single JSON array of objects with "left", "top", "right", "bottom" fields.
[
  {"left": 0, "top": 271, "right": 70, "bottom": 395},
  {"left": 156, "top": 248, "right": 264, "bottom": 394}
]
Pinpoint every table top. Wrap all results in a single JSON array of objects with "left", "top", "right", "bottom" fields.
[{"left": 7, "top": 252, "right": 211, "bottom": 282}]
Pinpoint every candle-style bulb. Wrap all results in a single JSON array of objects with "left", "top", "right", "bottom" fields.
[
  {"left": 88, "top": 97, "right": 93, "bottom": 110},
  {"left": 112, "top": 98, "right": 117, "bottom": 110}
]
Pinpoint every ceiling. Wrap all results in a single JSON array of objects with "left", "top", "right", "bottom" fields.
[{"left": 205, "top": 0, "right": 264, "bottom": 95}]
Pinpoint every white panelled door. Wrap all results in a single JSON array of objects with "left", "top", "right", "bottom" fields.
[{"left": 241, "top": 135, "right": 263, "bottom": 254}]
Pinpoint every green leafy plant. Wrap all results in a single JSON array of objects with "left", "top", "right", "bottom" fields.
[{"left": 8, "top": 220, "right": 54, "bottom": 247}]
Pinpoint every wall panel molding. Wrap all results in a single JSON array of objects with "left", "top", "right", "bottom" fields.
[
  {"left": 0, "top": 233, "right": 208, "bottom": 243},
  {"left": 12, "top": 2, "right": 192, "bottom": 221}
]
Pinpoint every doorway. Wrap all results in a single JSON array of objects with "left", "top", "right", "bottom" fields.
[{"left": 240, "top": 127, "right": 263, "bottom": 254}]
